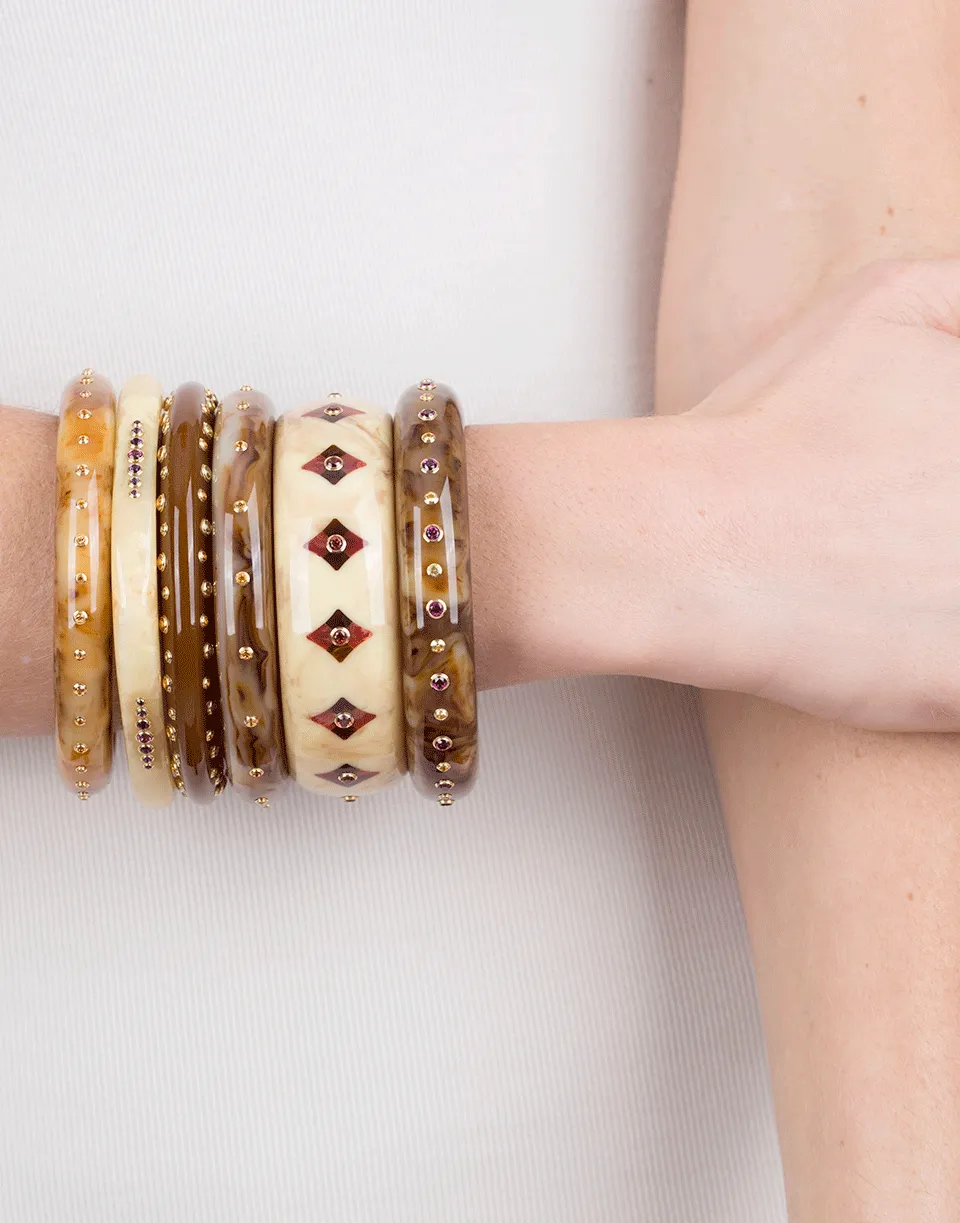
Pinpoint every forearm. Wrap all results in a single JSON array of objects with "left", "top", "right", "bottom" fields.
[
  {"left": 658, "top": 1, "right": 960, "bottom": 1219},
  {"left": 0, "top": 403, "right": 712, "bottom": 734}
]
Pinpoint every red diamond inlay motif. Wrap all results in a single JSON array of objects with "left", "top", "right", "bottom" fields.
[
  {"left": 317, "top": 762, "right": 379, "bottom": 787},
  {"left": 305, "top": 519, "right": 365, "bottom": 571},
  {"left": 306, "top": 610, "right": 373, "bottom": 662},
  {"left": 310, "top": 697, "right": 376, "bottom": 740},
  {"left": 302, "top": 444, "right": 366, "bottom": 486}
]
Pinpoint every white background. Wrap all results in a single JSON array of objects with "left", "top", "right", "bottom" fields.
[{"left": 0, "top": 1, "right": 787, "bottom": 1218}]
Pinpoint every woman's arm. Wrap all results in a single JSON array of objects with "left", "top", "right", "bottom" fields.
[{"left": 656, "top": 1, "right": 960, "bottom": 1217}]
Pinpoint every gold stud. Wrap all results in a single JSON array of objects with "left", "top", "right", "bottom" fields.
[
  {"left": 155, "top": 494, "right": 166, "bottom": 513},
  {"left": 167, "top": 707, "right": 176, "bottom": 721},
  {"left": 200, "top": 519, "right": 212, "bottom": 535},
  {"left": 197, "top": 488, "right": 208, "bottom": 502},
  {"left": 201, "top": 464, "right": 212, "bottom": 482},
  {"left": 77, "top": 791, "right": 90, "bottom": 801},
  {"left": 430, "top": 639, "right": 445, "bottom": 653},
  {"left": 235, "top": 571, "right": 251, "bottom": 586},
  {"left": 421, "top": 431, "right": 436, "bottom": 444},
  {"left": 202, "top": 677, "right": 211, "bottom": 689},
  {"left": 199, "top": 613, "right": 209, "bottom": 627},
  {"left": 78, "top": 390, "right": 92, "bottom": 399},
  {"left": 161, "top": 585, "right": 170, "bottom": 600},
  {"left": 73, "top": 742, "right": 88, "bottom": 754},
  {"left": 233, "top": 499, "right": 248, "bottom": 514},
  {"left": 205, "top": 729, "right": 214, "bottom": 742},
  {"left": 255, "top": 796, "right": 270, "bottom": 807},
  {"left": 75, "top": 465, "right": 90, "bottom": 478},
  {"left": 75, "top": 764, "right": 87, "bottom": 774},
  {"left": 157, "top": 553, "right": 166, "bottom": 572},
  {"left": 199, "top": 437, "right": 209, "bottom": 451},
  {"left": 437, "top": 762, "right": 451, "bottom": 773},
  {"left": 76, "top": 780, "right": 90, "bottom": 789},
  {"left": 77, "top": 435, "right": 90, "bottom": 446},
  {"left": 75, "top": 499, "right": 88, "bottom": 510},
  {"left": 424, "top": 491, "right": 439, "bottom": 506},
  {"left": 249, "top": 767, "right": 264, "bottom": 779},
  {"left": 438, "top": 795, "right": 455, "bottom": 807},
  {"left": 159, "top": 522, "right": 169, "bottom": 537},
  {"left": 162, "top": 676, "right": 172, "bottom": 692},
  {"left": 157, "top": 445, "right": 167, "bottom": 463},
  {"left": 239, "top": 646, "right": 254, "bottom": 660},
  {"left": 73, "top": 610, "right": 88, "bottom": 626},
  {"left": 166, "top": 726, "right": 176, "bottom": 740},
  {"left": 234, "top": 439, "right": 248, "bottom": 453},
  {"left": 237, "top": 401, "right": 250, "bottom": 412},
  {"left": 240, "top": 384, "right": 252, "bottom": 391},
  {"left": 73, "top": 716, "right": 86, "bottom": 727},
  {"left": 74, "top": 534, "right": 89, "bottom": 547},
  {"left": 77, "top": 409, "right": 92, "bottom": 421},
  {"left": 159, "top": 615, "right": 169, "bottom": 633},
  {"left": 197, "top": 550, "right": 207, "bottom": 563},
  {"left": 203, "top": 642, "right": 214, "bottom": 658},
  {"left": 202, "top": 421, "right": 214, "bottom": 438},
  {"left": 201, "top": 580, "right": 213, "bottom": 596},
  {"left": 73, "top": 648, "right": 86, "bottom": 660},
  {"left": 344, "top": 795, "right": 358, "bottom": 803},
  {"left": 426, "top": 563, "right": 442, "bottom": 577},
  {"left": 206, "top": 700, "right": 214, "bottom": 714},
  {"left": 434, "top": 708, "right": 449, "bottom": 721},
  {"left": 160, "top": 466, "right": 169, "bottom": 481},
  {"left": 164, "top": 650, "right": 173, "bottom": 664},
  {"left": 244, "top": 715, "right": 259, "bottom": 728}
]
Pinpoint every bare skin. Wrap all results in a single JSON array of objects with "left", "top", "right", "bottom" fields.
[{"left": 656, "top": 1, "right": 960, "bottom": 1219}]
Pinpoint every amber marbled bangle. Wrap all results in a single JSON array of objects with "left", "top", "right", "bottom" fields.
[
  {"left": 111, "top": 375, "right": 174, "bottom": 806},
  {"left": 212, "top": 387, "right": 286, "bottom": 806},
  {"left": 394, "top": 381, "right": 479, "bottom": 804},
  {"left": 157, "top": 383, "right": 225, "bottom": 802},
  {"left": 274, "top": 394, "right": 405, "bottom": 799},
  {"left": 54, "top": 369, "right": 117, "bottom": 800}
]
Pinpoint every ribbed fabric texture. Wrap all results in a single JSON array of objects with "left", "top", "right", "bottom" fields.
[{"left": 0, "top": 1, "right": 787, "bottom": 1218}]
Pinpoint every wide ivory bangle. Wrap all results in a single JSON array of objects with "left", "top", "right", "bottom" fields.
[
  {"left": 110, "top": 375, "right": 173, "bottom": 805},
  {"left": 212, "top": 387, "right": 287, "bottom": 805},
  {"left": 394, "top": 380, "right": 478, "bottom": 804},
  {"left": 157, "top": 383, "right": 225, "bottom": 801},
  {"left": 274, "top": 395, "right": 405, "bottom": 799},
  {"left": 53, "top": 369, "right": 117, "bottom": 799}
]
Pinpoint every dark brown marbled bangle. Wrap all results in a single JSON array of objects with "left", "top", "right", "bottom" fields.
[
  {"left": 157, "top": 383, "right": 225, "bottom": 802},
  {"left": 212, "top": 387, "right": 287, "bottom": 805},
  {"left": 394, "top": 380, "right": 479, "bottom": 804}
]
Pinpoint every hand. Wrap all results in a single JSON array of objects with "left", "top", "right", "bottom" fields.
[{"left": 681, "top": 258, "right": 960, "bottom": 731}]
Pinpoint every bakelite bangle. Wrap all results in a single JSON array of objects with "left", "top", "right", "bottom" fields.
[
  {"left": 212, "top": 387, "right": 286, "bottom": 805},
  {"left": 274, "top": 395, "right": 405, "bottom": 799},
  {"left": 157, "top": 383, "right": 225, "bottom": 801},
  {"left": 53, "top": 369, "right": 117, "bottom": 799},
  {"left": 394, "top": 381, "right": 479, "bottom": 804},
  {"left": 111, "top": 375, "right": 174, "bottom": 805}
]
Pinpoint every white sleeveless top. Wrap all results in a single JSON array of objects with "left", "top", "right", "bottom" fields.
[{"left": 0, "top": 2, "right": 787, "bottom": 1217}]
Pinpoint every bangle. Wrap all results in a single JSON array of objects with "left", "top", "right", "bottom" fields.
[
  {"left": 54, "top": 369, "right": 117, "bottom": 800},
  {"left": 157, "top": 383, "right": 225, "bottom": 801},
  {"left": 394, "top": 381, "right": 478, "bottom": 804},
  {"left": 111, "top": 375, "right": 174, "bottom": 805},
  {"left": 212, "top": 387, "right": 286, "bottom": 805},
  {"left": 274, "top": 395, "right": 405, "bottom": 799}
]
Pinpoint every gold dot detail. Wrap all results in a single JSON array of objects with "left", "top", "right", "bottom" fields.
[
  {"left": 244, "top": 715, "right": 259, "bottom": 728},
  {"left": 438, "top": 796, "right": 455, "bottom": 807},
  {"left": 75, "top": 465, "right": 90, "bottom": 478},
  {"left": 424, "top": 491, "right": 439, "bottom": 506},
  {"left": 75, "top": 499, "right": 88, "bottom": 510},
  {"left": 75, "top": 573, "right": 87, "bottom": 584},
  {"left": 201, "top": 581, "right": 214, "bottom": 597},
  {"left": 249, "top": 767, "right": 264, "bottom": 779},
  {"left": 430, "top": 639, "right": 446, "bottom": 653},
  {"left": 426, "top": 563, "right": 443, "bottom": 577},
  {"left": 437, "top": 762, "right": 452, "bottom": 773},
  {"left": 73, "top": 742, "right": 88, "bottom": 754},
  {"left": 75, "top": 764, "right": 87, "bottom": 774},
  {"left": 74, "top": 648, "right": 86, "bottom": 661},
  {"left": 421, "top": 432, "right": 436, "bottom": 444},
  {"left": 201, "top": 464, "right": 212, "bottom": 482},
  {"left": 434, "top": 708, "right": 449, "bottom": 721},
  {"left": 235, "top": 571, "right": 251, "bottom": 586},
  {"left": 237, "top": 401, "right": 250, "bottom": 412},
  {"left": 77, "top": 435, "right": 90, "bottom": 446},
  {"left": 73, "top": 610, "right": 88, "bottom": 626},
  {"left": 159, "top": 615, "right": 169, "bottom": 633},
  {"left": 234, "top": 440, "right": 248, "bottom": 453},
  {"left": 73, "top": 716, "right": 86, "bottom": 727},
  {"left": 239, "top": 646, "right": 254, "bottom": 660},
  {"left": 255, "top": 796, "right": 270, "bottom": 807},
  {"left": 197, "top": 550, "right": 207, "bottom": 563},
  {"left": 233, "top": 499, "right": 248, "bottom": 514},
  {"left": 203, "top": 642, "right": 215, "bottom": 659},
  {"left": 201, "top": 520, "right": 213, "bottom": 536},
  {"left": 74, "top": 534, "right": 89, "bottom": 547},
  {"left": 199, "top": 614, "right": 209, "bottom": 627},
  {"left": 344, "top": 795, "right": 358, "bottom": 803},
  {"left": 197, "top": 488, "right": 208, "bottom": 502},
  {"left": 157, "top": 553, "right": 166, "bottom": 572},
  {"left": 202, "top": 677, "right": 211, "bottom": 689}
]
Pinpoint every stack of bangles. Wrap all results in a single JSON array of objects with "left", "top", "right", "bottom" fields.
[{"left": 54, "top": 372, "right": 478, "bottom": 809}]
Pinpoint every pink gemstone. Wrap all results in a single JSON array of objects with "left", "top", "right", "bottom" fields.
[
  {"left": 424, "top": 524, "right": 442, "bottom": 543},
  {"left": 430, "top": 673, "right": 450, "bottom": 692},
  {"left": 327, "top": 535, "right": 346, "bottom": 553},
  {"left": 426, "top": 599, "right": 446, "bottom": 619},
  {"left": 432, "top": 735, "right": 453, "bottom": 752},
  {"left": 420, "top": 457, "right": 439, "bottom": 475},
  {"left": 129, "top": 463, "right": 142, "bottom": 475},
  {"left": 128, "top": 448, "right": 143, "bottom": 460}
]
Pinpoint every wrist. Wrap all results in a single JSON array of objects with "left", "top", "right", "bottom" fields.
[{"left": 466, "top": 413, "right": 736, "bottom": 692}]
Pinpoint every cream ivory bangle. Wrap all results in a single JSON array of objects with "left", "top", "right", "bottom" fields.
[
  {"left": 274, "top": 395, "right": 405, "bottom": 798},
  {"left": 111, "top": 375, "right": 173, "bottom": 805}
]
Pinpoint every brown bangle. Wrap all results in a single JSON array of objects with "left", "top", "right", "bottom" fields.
[
  {"left": 54, "top": 369, "right": 117, "bottom": 799},
  {"left": 394, "top": 380, "right": 479, "bottom": 804},
  {"left": 157, "top": 383, "right": 225, "bottom": 801},
  {"left": 212, "top": 387, "right": 286, "bottom": 805}
]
